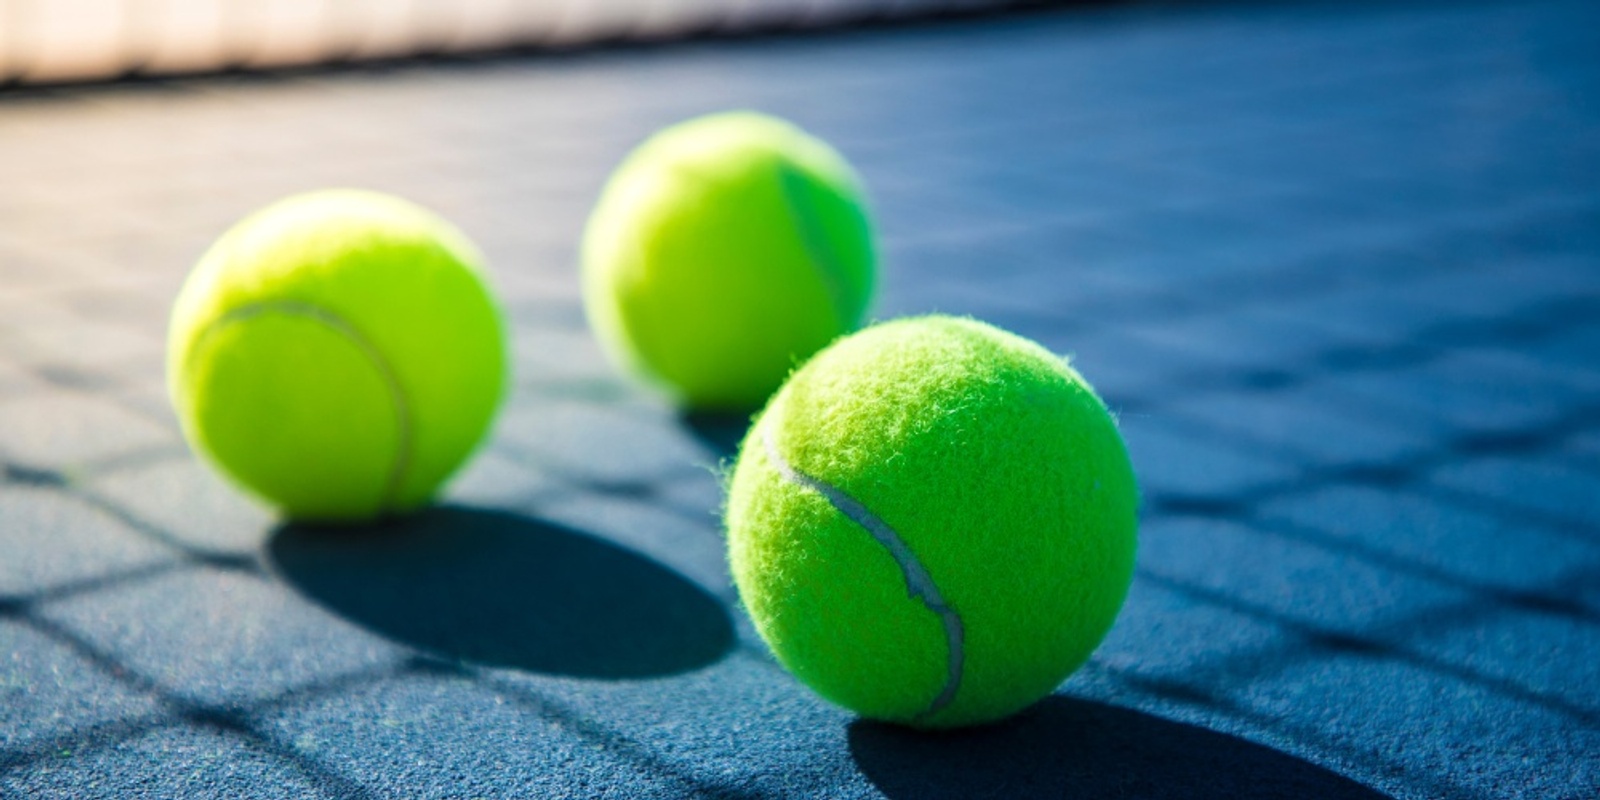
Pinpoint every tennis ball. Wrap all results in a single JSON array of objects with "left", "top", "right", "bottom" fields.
[
  {"left": 582, "top": 111, "right": 876, "bottom": 410},
  {"left": 726, "top": 315, "right": 1138, "bottom": 728},
  {"left": 167, "top": 190, "right": 508, "bottom": 522}
]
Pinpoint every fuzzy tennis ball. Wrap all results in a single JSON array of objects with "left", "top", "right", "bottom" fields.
[
  {"left": 726, "top": 315, "right": 1138, "bottom": 728},
  {"left": 582, "top": 111, "right": 876, "bottom": 410},
  {"left": 167, "top": 190, "right": 508, "bottom": 522}
]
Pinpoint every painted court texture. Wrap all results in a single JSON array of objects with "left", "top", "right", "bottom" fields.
[{"left": 0, "top": 0, "right": 1597, "bottom": 797}]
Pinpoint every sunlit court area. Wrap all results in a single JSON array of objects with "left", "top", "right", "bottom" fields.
[{"left": 1, "top": 0, "right": 1597, "bottom": 798}]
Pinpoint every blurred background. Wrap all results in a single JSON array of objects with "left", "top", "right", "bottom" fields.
[{"left": 0, "top": 0, "right": 1029, "bottom": 84}]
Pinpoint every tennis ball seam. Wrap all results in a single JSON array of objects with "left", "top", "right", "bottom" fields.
[
  {"left": 188, "top": 300, "right": 414, "bottom": 512},
  {"left": 776, "top": 162, "right": 852, "bottom": 330},
  {"left": 760, "top": 425, "right": 966, "bottom": 720}
]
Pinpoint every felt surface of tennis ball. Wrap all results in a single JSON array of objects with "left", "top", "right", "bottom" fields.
[
  {"left": 725, "top": 315, "right": 1138, "bottom": 728},
  {"left": 167, "top": 190, "right": 507, "bottom": 522},
  {"left": 582, "top": 111, "right": 876, "bottom": 410}
]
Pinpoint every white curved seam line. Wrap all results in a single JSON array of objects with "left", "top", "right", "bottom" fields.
[
  {"left": 762, "top": 427, "right": 965, "bottom": 719},
  {"left": 199, "top": 301, "right": 413, "bottom": 513},
  {"left": 777, "top": 164, "right": 852, "bottom": 329}
]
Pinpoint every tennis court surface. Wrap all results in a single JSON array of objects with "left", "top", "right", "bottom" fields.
[{"left": 2, "top": 0, "right": 1597, "bottom": 797}]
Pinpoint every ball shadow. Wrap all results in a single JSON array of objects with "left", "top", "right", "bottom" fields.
[
  {"left": 266, "top": 506, "right": 735, "bottom": 679},
  {"left": 677, "top": 409, "right": 755, "bottom": 461},
  {"left": 849, "top": 696, "right": 1392, "bottom": 800}
]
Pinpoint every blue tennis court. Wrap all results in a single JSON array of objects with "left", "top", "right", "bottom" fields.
[{"left": 1, "top": 1, "right": 1597, "bottom": 797}]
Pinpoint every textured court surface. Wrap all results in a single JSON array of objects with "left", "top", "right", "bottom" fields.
[{"left": 2, "top": 1, "right": 1598, "bottom": 797}]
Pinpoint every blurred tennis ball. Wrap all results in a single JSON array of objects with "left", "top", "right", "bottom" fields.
[
  {"left": 726, "top": 315, "right": 1138, "bottom": 728},
  {"left": 167, "top": 189, "right": 508, "bottom": 522},
  {"left": 582, "top": 110, "right": 877, "bottom": 410}
]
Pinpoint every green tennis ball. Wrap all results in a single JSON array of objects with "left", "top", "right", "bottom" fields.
[
  {"left": 725, "top": 315, "right": 1138, "bottom": 728},
  {"left": 167, "top": 190, "right": 508, "bottom": 522},
  {"left": 582, "top": 110, "right": 876, "bottom": 410}
]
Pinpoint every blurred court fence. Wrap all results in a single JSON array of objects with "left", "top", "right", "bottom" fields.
[{"left": 0, "top": 0, "right": 1024, "bottom": 84}]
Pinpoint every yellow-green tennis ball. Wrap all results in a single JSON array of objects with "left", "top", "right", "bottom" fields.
[
  {"left": 167, "top": 190, "right": 508, "bottom": 523},
  {"left": 582, "top": 110, "right": 876, "bottom": 410},
  {"left": 726, "top": 315, "right": 1138, "bottom": 729}
]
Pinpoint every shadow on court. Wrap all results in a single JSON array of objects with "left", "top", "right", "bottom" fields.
[
  {"left": 849, "top": 696, "right": 1392, "bottom": 800},
  {"left": 267, "top": 506, "right": 735, "bottom": 679},
  {"left": 678, "top": 410, "right": 755, "bottom": 461}
]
